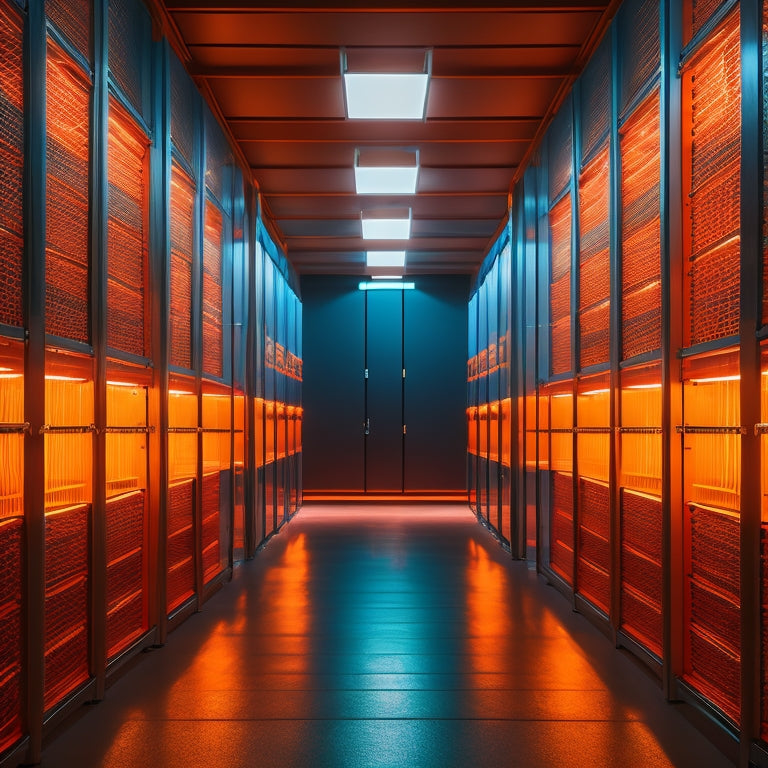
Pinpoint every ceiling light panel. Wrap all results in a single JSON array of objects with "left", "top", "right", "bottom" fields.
[
  {"left": 344, "top": 73, "right": 429, "bottom": 120},
  {"left": 366, "top": 250, "right": 406, "bottom": 268}
]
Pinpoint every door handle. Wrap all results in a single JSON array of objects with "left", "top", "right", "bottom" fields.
[{"left": 364, "top": 418, "right": 370, "bottom": 436}]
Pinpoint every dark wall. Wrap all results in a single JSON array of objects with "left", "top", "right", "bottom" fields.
[{"left": 302, "top": 275, "right": 469, "bottom": 492}]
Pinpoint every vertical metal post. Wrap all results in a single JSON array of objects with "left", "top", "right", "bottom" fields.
[
  {"left": 738, "top": 2, "right": 762, "bottom": 764},
  {"left": 244, "top": 186, "right": 257, "bottom": 558},
  {"left": 90, "top": 0, "right": 109, "bottom": 700},
  {"left": 22, "top": 0, "right": 47, "bottom": 761}
]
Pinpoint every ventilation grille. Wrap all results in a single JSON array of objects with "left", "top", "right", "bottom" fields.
[
  {"left": 0, "top": 5, "right": 23, "bottom": 328},
  {"left": 578, "top": 144, "right": 610, "bottom": 369},
  {"left": 167, "top": 479, "right": 195, "bottom": 614},
  {"left": 577, "top": 478, "right": 610, "bottom": 613},
  {"left": 108, "top": 102, "right": 149, "bottom": 358},
  {"left": 170, "top": 162, "right": 195, "bottom": 370},
  {"left": 44, "top": 504, "right": 89, "bottom": 712},
  {"left": 685, "top": 11, "right": 741, "bottom": 346},
  {"left": 580, "top": 37, "right": 611, "bottom": 164},
  {"left": 106, "top": 491, "right": 145, "bottom": 660},
  {"left": 619, "top": 0, "right": 660, "bottom": 115},
  {"left": 621, "top": 90, "right": 661, "bottom": 360},
  {"left": 108, "top": 0, "right": 150, "bottom": 120},
  {"left": 202, "top": 201, "right": 224, "bottom": 379},
  {"left": 202, "top": 471, "right": 221, "bottom": 583},
  {"left": 550, "top": 471, "right": 574, "bottom": 585},
  {"left": 170, "top": 54, "right": 197, "bottom": 171},
  {"left": 0, "top": 516, "right": 22, "bottom": 753},
  {"left": 46, "top": 44, "right": 90, "bottom": 342},
  {"left": 549, "top": 193, "right": 571, "bottom": 377},
  {"left": 685, "top": 503, "right": 740, "bottom": 723},
  {"left": 548, "top": 95, "right": 572, "bottom": 203},
  {"left": 45, "top": 0, "right": 90, "bottom": 62},
  {"left": 620, "top": 490, "right": 662, "bottom": 656}
]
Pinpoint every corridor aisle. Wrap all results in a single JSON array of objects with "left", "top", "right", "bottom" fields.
[{"left": 41, "top": 505, "right": 733, "bottom": 768}]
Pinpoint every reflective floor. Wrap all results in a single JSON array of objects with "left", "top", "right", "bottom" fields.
[{"left": 41, "top": 505, "right": 734, "bottom": 767}]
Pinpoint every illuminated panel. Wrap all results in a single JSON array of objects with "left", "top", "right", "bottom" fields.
[
  {"left": 44, "top": 503, "right": 89, "bottom": 711},
  {"left": 760, "top": 343, "right": 768, "bottom": 739},
  {"left": 619, "top": 0, "right": 660, "bottom": 115},
  {"left": 621, "top": 91, "right": 661, "bottom": 360},
  {"left": 578, "top": 144, "right": 610, "bottom": 369},
  {"left": 685, "top": 0, "right": 727, "bottom": 44},
  {"left": 0, "top": 4, "right": 23, "bottom": 328},
  {"left": 683, "top": 10, "right": 741, "bottom": 347},
  {"left": 549, "top": 194, "right": 572, "bottom": 377},
  {"left": 0, "top": 516, "right": 22, "bottom": 752},
  {"left": 170, "top": 162, "right": 194, "bottom": 370},
  {"left": 46, "top": 43, "right": 90, "bottom": 342},
  {"left": 203, "top": 201, "right": 224, "bottom": 378},
  {"left": 108, "top": 100, "right": 149, "bottom": 358},
  {"left": 682, "top": 349, "right": 740, "bottom": 723},
  {"left": 547, "top": 382, "right": 573, "bottom": 584}
]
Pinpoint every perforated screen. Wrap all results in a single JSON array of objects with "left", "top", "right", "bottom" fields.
[
  {"left": 46, "top": 43, "right": 90, "bottom": 342},
  {"left": 550, "top": 194, "right": 571, "bottom": 377},
  {"left": 203, "top": 200, "right": 224, "bottom": 379},
  {"left": 170, "top": 54, "right": 198, "bottom": 171},
  {"left": 167, "top": 479, "right": 194, "bottom": 614},
  {"left": 170, "top": 162, "right": 195, "bottom": 370},
  {"left": 45, "top": 0, "right": 90, "bottom": 61},
  {"left": 577, "top": 478, "right": 610, "bottom": 613},
  {"left": 108, "top": 101, "right": 149, "bottom": 358},
  {"left": 550, "top": 471, "right": 574, "bottom": 585},
  {"left": 687, "top": 0, "right": 728, "bottom": 43},
  {"left": 547, "top": 97, "right": 572, "bottom": 203},
  {"left": 202, "top": 472, "right": 221, "bottom": 582},
  {"left": 618, "top": 0, "right": 660, "bottom": 116},
  {"left": 578, "top": 144, "right": 610, "bottom": 369},
  {"left": 0, "top": 4, "right": 23, "bottom": 328},
  {"left": 621, "top": 90, "right": 661, "bottom": 360},
  {"left": 580, "top": 37, "right": 610, "bottom": 165},
  {"left": 205, "top": 110, "right": 232, "bottom": 210},
  {"left": 684, "top": 10, "right": 741, "bottom": 347},
  {"left": 44, "top": 504, "right": 90, "bottom": 711},
  {"left": 0, "top": 516, "right": 22, "bottom": 753},
  {"left": 108, "top": 0, "right": 151, "bottom": 120},
  {"left": 106, "top": 491, "right": 146, "bottom": 659}
]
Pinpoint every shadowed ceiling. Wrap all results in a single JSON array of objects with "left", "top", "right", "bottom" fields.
[{"left": 160, "top": 1, "right": 620, "bottom": 276}]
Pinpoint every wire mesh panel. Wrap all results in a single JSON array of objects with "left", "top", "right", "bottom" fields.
[
  {"left": 44, "top": 504, "right": 90, "bottom": 711},
  {"left": 108, "top": 100, "right": 150, "bottom": 358},
  {"left": 686, "top": 0, "right": 729, "bottom": 44},
  {"left": 620, "top": 90, "right": 661, "bottom": 360},
  {"left": 46, "top": 0, "right": 91, "bottom": 62},
  {"left": 548, "top": 96, "right": 573, "bottom": 203},
  {"left": 0, "top": 516, "right": 22, "bottom": 753},
  {"left": 108, "top": 0, "right": 151, "bottom": 121},
  {"left": 550, "top": 194, "right": 572, "bottom": 377},
  {"left": 170, "top": 162, "right": 195, "bottom": 370},
  {"left": 205, "top": 110, "right": 232, "bottom": 211},
  {"left": 578, "top": 144, "right": 610, "bottom": 369},
  {"left": 551, "top": 471, "right": 574, "bottom": 584},
  {"left": 167, "top": 479, "right": 195, "bottom": 614},
  {"left": 580, "top": 35, "right": 611, "bottom": 164},
  {"left": 46, "top": 42, "right": 90, "bottom": 342},
  {"left": 170, "top": 54, "right": 197, "bottom": 171},
  {"left": 763, "top": 4, "right": 768, "bottom": 330},
  {"left": 0, "top": 4, "right": 23, "bottom": 329},
  {"left": 578, "top": 478, "right": 610, "bottom": 613},
  {"left": 618, "top": 0, "right": 660, "bottom": 116},
  {"left": 683, "top": 10, "right": 741, "bottom": 347},
  {"left": 763, "top": 522, "right": 768, "bottom": 740},
  {"left": 201, "top": 472, "right": 221, "bottom": 582},
  {"left": 203, "top": 201, "right": 224, "bottom": 379}
]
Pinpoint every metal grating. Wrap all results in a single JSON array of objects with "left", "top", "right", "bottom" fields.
[
  {"left": 688, "top": 0, "right": 729, "bottom": 43},
  {"left": 202, "top": 472, "right": 221, "bottom": 582},
  {"left": 0, "top": 3, "right": 23, "bottom": 329},
  {"left": 170, "top": 54, "right": 198, "bottom": 171},
  {"left": 45, "top": 0, "right": 90, "bottom": 62},
  {"left": 44, "top": 504, "right": 90, "bottom": 712},
  {"left": 549, "top": 193, "right": 572, "bottom": 377},
  {"left": 205, "top": 109, "right": 232, "bottom": 211},
  {"left": 108, "top": 101, "right": 149, "bottom": 358},
  {"left": 548, "top": 95, "right": 573, "bottom": 204},
  {"left": 618, "top": 0, "right": 660, "bottom": 116},
  {"left": 578, "top": 143, "right": 610, "bottom": 369},
  {"left": 684, "top": 10, "right": 741, "bottom": 346},
  {"left": 108, "top": 0, "right": 151, "bottom": 121},
  {"left": 550, "top": 471, "right": 574, "bottom": 585},
  {"left": 621, "top": 90, "right": 661, "bottom": 360},
  {"left": 580, "top": 35, "right": 611, "bottom": 165},
  {"left": 46, "top": 43, "right": 90, "bottom": 342},
  {"left": 578, "top": 478, "right": 610, "bottom": 613},
  {"left": 202, "top": 201, "right": 224, "bottom": 379},
  {"left": 170, "top": 161, "right": 195, "bottom": 370},
  {"left": 167, "top": 479, "right": 195, "bottom": 614},
  {"left": 0, "top": 516, "right": 22, "bottom": 754},
  {"left": 106, "top": 491, "right": 145, "bottom": 660},
  {"left": 686, "top": 503, "right": 740, "bottom": 723}
]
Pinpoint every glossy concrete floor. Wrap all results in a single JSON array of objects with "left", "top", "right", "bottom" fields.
[{"left": 41, "top": 504, "right": 734, "bottom": 768}]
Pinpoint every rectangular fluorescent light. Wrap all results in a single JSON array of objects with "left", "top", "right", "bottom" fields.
[
  {"left": 355, "top": 165, "right": 418, "bottom": 195},
  {"left": 372, "top": 274, "right": 402, "bottom": 279},
  {"left": 344, "top": 73, "right": 429, "bottom": 120},
  {"left": 359, "top": 281, "right": 415, "bottom": 291},
  {"left": 362, "top": 216, "right": 411, "bottom": 240},
  {"left": 366, "top": 250, "right": 406, "bottom": 268}
]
